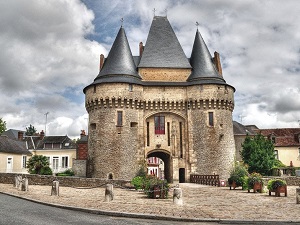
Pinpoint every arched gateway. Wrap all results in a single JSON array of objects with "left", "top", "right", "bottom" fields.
[{"left": 84, "top": 16, "right": 235, "bottom": 182}]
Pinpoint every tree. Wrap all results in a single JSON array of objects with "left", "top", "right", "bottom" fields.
[
  {"left": 26, "top": 124, "right": 37, "bottom": 136},
  {"left": 241, "top": 134, "right": 277, "bottom": 175},
  {"left": 27, "top": 155, "right": 50, "bottom": 175},
  {"left": 0, "top": 118, "right": 7, "bottom": 134}
]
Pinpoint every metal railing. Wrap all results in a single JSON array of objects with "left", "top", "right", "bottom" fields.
[{"left": 190, "top": 174, "right": 220, "bottom": 187}]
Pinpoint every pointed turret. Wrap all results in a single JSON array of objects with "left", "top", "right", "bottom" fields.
[
  {"left": 138, "top": 16, "right": 191, "bottom": 68},
  {"left": 188, "top": 29, "right": 225, "bottom": 83},
  {"left": 94, "top": 27, "right": 141, "bottom": 82}
]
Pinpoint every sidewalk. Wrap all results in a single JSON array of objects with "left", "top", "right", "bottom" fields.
[{"left": 0, "top": 183, "right": 299, "bottom": 222}]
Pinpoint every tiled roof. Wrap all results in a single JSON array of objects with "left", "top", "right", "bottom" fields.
[
  {"left": 2, "top": 129, "right": 25, "bottom": 140},
  {"left": 0, "top": 135, "right": 31, "bottom": 155},
  {"left": 138, "top": 16, "right": 191, "bottom": 68},
  {"left": 259, "top": 128, "right": 300, "bottom": 147},
  {"left": 35, "top": 136, "right": 76, "bottom": 149},
  {"left": 187, "top": 29, "right": 224, "bottom": 84},
  {"left": 233, "top": 121, "right": 256, "bottom": 135}
]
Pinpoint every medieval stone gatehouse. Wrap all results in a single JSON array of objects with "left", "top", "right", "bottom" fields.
[{"left": 84, "top": 16, "right": 235, "bottom": 182}]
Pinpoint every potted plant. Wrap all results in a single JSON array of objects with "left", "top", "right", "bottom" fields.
[
  {"left": 228, "top": 164, "right": 248, "bottom": 190},
  {"left": 267, "top": 178, "right": 287, "bottom": 197},
  {"left": 247, "top": 172, "right": 263, "bottom": 193}
]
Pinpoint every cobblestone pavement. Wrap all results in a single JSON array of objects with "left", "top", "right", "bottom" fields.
[{"left": 0, "top": 183, "right": 299, "bottom": 222}]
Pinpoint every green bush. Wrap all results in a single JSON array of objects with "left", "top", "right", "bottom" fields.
[
  {"left": 131, "top": 176, "right": 145, "bottom": 190},
  {"left": 40, "top": 166, "right": 52, "bottom": 175},
  {"left": 57, "top": 169, "right": 74, "bottom": 176},
  {"left": 267, "top": 179, "right": 286, "bottom": 190},
  {"left": 228, "top": 163, "right": 249, "bottom": 188}
]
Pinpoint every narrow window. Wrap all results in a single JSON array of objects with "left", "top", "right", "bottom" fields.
[
  {"left": 208, "top": 112, "right": 214, "bottom": 126},
  {"left": 61, "top": 156, "right": 68, "bottom": 168},
  {"left": 22, "top": 155, "right": 27, "bottom": 168},
  {"left": 117, "top": 111, "right": 123, "bottom": 126},
  {"left": 128, "top": 84, "right": 133, "bottom": 91},
  {"left": 93, "top": 85, "right": 96, "bottom": 93},
  {"left": 147, "top": 122, "right": 150, "bottom": 146},
  {"left": 154, "top": 115, "right": 165, "bottom": 134},
  {"left": 167, "top": 122, "right": 170, "bottom": 146},
  {"left": 179, "top": 122, "right": 183, "bottom": 158},
  {"left": 271, "top": 136, "right": 276, "bottom": 144}
]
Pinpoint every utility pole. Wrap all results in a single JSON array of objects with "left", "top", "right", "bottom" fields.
[{"left": 44, "top": 112, "right": 49, "bottom": 135}]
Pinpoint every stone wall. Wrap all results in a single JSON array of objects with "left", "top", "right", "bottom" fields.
[
  {"left": 72, "top": 159, "right": 87, "bottom": 177},
  {"left": 85, "top": 78, "right": 236, "bottom": 181},
  {"left": 0, "top": 173, "right": 130, "bottom": 187}
]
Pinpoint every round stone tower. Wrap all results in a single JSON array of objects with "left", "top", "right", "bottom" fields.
[{"left": 84, "top": 16, "right": 235, "bottom": 181}]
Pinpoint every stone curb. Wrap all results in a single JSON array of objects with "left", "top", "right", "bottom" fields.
[{"left": 1, "top": 191, "right": 300, "bottom": 224}]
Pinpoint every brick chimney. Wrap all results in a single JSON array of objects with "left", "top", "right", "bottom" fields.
[
  {"left": 40, "top": 130, "right": 45, "bottom": 140},
  {"left": 213, "top": 51, "right": 223, "bottom": 76},
  {"left": 139, "top": 42, "right": 144, "bottom": 56},
  {"left": 77, "top": 130, "right": 88, "bottom": 160},
  {"left": 99, "top": 54, "right": 105, "bottom": 71},
  {"left": 18, "top": 131, "right": 24, "bottom": 141}
]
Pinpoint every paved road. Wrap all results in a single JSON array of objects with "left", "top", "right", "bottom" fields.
[{"left": 0, "top": 193, "right": 298, "bottom": 225}]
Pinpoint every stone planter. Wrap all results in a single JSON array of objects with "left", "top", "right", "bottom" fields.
[
  {"left": 248, "top": 182, "right": 263, "bottom": 193},
  {"left": 295, "top": 170, "right": 300, "bottom": 177},
  {"left": 269, "top": 185, "right": 287, "bottom": 197}
]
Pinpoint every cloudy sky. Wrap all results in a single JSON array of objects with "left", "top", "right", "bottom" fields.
[{"left": 1, "top": 0, "right": 300, "bottom": 138}]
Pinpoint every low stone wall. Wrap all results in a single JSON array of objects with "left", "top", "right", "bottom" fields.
[
  {"left": 263, "top": 176, "right": 300, "bottom": 186},
  {"left": 0, "top": 173, "right": 131, "bottom": 187}
]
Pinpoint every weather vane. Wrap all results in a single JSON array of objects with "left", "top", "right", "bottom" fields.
[
  {"left": 195, "top": 21, "right": 199, "bottom": 29},
  {"left": 120, "top": 18, "right": 124, "bottom": 27},
  {"left": 165, "top": 9, "right": 168, "bottom": 17},
  {"left": 153, "top": 8, "right": 156, "bottom": 16}
]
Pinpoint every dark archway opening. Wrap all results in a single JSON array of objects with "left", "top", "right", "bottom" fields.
[
  {"left": 147, "top": 151, "right": 172, "bottom": 183},
  {"left": 179, "top": 168, "right": 185, "bottom": 183}
]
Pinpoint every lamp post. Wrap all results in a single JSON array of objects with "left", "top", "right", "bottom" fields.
[{"left": 44, "top": 112, "right": 49, "bottom": 135}]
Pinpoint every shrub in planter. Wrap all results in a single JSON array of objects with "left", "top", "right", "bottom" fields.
[
  {"left": 267, "top": 178, "right": 287, "bottom": 197},
  {"left": 247, "top": 172, "right": 263, "bottom": 192},
  {"left": 267, "top": 179, "right": 286, "bottom": 190},
  {"left": 228, "top": 164, "right": 249, "bottom": 189},
  {"left": 144, "top": 176, "right": 169, "bottom": 199}
]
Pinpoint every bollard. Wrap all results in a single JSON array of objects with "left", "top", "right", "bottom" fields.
[
  {"left": 296, "top": 187, "right": 300, "bottom": 204},
  {"left": 19, "top": 177, "right": 28, "bottom": 191},
  {"left": 15, "top": 175, "right": 22, "bottom": 189},
  {"left": 51, "top": 181, "right": 59, "bottom": 196},
  {"left": 173, "top": 187, "right": 183, "bottom": 205},
  {"left": 105, "top": 184, "right": 114, "bottom": 202}
]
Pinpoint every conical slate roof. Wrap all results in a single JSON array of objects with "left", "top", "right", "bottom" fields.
[
  {"left": 138, "top": 16, "right": 191, "bottom": 68},
  {"left": 188, "top": 29, "right": 224, "bottom": 83},
  {"left": 94, "top": 27, "right": 140, "bottom": 81}
]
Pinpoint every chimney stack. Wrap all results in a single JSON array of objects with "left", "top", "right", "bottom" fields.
[
  {"left": 80, "top": 130, "right": 86, "bottom": 138},
  {"left": 18, "top": 131, "right": 24, "bottom": 141},
  {"left": 40, "top": 130, "right": 45, "bottom": 140},
  {"left": 99, "top": 54, "right": 105, "bottom": 72},
  {"left": 213, "top": 51, "right": 223, "bottom": 76},
  {"left": 139, "top": 42, "right": 144, "bottom": 56}
]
